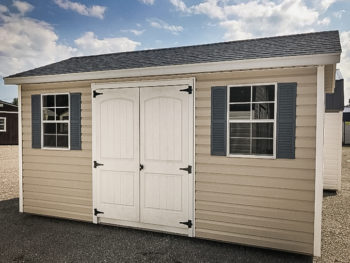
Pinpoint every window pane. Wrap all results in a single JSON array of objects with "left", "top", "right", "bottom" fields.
[
  {"left": 229, "top": 104, "right": 250, "bottom": 120},
  {"left": 252, "top": 123, "right": 273, "bottom": 138},
  {"left": 230, "top": 123, "right": 250, "bottom": 138},
  {"left": 43, "top": 95, "right": 55, "bottom": 107},
  {"left": 44, "top": 135, "right": 56, "bottom": 147},
  {"left": 253, "top": 85, "right": 275, "bottom": 102},
  {"left": 57, "top": 135, "right": 68, "bottom": 148},
  {"left": 252, "top": 139, "right": 273, "bottom": 155},
  {"left": 57, "top": 123, "right": 68, "bottom": 135},
  {"left": 43, "top": 108, "right": 55, "bottom": 120},
  {"left": 44, "top": 123, "right": 56, "bottom": 134},
  {"left": 0, "top": 125, "right": 4, "bottom": 130},
  {"left": 230, "top": 138, "right": 250, "bottom": 155},
  {"left": 230, "top": 86, "right": 251, "bottom": 103},
  {"left": 56, "top": 108, "right": 69, "bottom": 120},
  {"left": 0, "top": 119, "right": 4, "bottom": 125},
  {"left": 252, "top": 103, "right": 274, "bottom": 119},
  {"left": 56, "top": 95, "right": 69, "bottom": 107}
]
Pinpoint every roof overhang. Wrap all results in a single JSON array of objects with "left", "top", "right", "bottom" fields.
[{"left": 4, "top": 52, "right": 341, "bottom": 85}]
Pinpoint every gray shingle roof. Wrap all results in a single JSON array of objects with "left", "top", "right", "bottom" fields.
[{"left": 6, "top": 30, "right": 341, "bottom": 78}]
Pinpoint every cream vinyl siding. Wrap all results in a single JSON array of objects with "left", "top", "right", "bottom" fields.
[
  {"left": 194, "top": 67, "right": 317, "bottom": 255},
  {"left": 21, "top": 84, "right": 92, "bottom": 222},
  {"left": 21, "top": 66, "right": 317, "bottom": 254}
]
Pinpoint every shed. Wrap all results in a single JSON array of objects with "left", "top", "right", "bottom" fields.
[
  {"left": 343, "top": 106, "right": 350, "bottom": 145},
  {"left": 323, "top": 70, "right": 344, "bottom": 191},
  {"left": 4, "top": 30, "right": 342, "bottom": 257},
  {"left": 0, "top": 100, "right": 18, "bottom": 145}
]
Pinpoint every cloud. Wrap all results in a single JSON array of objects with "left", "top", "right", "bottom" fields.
[
  {"left": 13, "top": 1, "right": 33, "bottom": 15},
  {"left": 148, "top": 18, "right": 183, "bottom": 34},
  {"left": 122, "top": 29, "right": 145, "bottom": 36},
  {"left": 340, "top": 32, "right": 350, "bottom": 104},
  {"left": 54, "top": 0, "right": 106, "bottom": 19},
  {"left": 139, "top": 0, "right": 155, "bottom": 5},
  {"left": 0, "top": 5, "right": 76, "bottom": 78},
  {"left": 169, "top": 0, "right": 338, "bottom": 40},
  {"left": 74, "top": 32, "right": 140, "bottom": 55},
  {"left": 0, "top": 5, "right": 9, "bottom": 13},
  {"left": 333, "top": 9, "right": 346, "bottom": 19}
]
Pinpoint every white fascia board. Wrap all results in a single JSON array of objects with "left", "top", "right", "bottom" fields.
[{"left": 4, "top": 53, "right": 340, "bottom": 85}]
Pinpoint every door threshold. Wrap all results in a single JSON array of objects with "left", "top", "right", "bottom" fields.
[{"left": 99, "top": 217, "right": 190, "bottom": 236}]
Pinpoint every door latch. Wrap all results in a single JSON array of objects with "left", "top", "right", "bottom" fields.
[
  {"left": 140, "top": 164, "right": 144, "bottom": 171},
  {"left": 93, "top": 90, "right": 103, "bottom": 98},
  {"left": 179, "top": 165, "right": 192, "bottom": 174},
  {"left": 179, "top": 220, "right": 192, "bottom": 228},
  {"left": 94, "top": 161, "right": 104, "bottom": 168}
]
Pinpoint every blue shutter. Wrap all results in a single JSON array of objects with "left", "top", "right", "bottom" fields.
[
  {"left": 31, "top": 94, "right": 41, "bottom": 148},
  {"left": 70, "top": 93, "right": 81, "bottom": 150},
  {"left": 277, "top": 83, "right": 297, "bottom": 159},
  {"left": 211, "top": 86, "right": 227, "bottom": 156}
]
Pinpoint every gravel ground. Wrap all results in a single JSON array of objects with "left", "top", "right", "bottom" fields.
[
  {"left": 0, "top": 146, "right": 18, "bottom": 200},
  {"left": 314, "top": 147, "right": 350, "bottom": 263}
]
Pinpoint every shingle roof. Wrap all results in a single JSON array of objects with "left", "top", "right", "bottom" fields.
[{"left": 6, "top": 30, "right": 341, "bottom": 78}]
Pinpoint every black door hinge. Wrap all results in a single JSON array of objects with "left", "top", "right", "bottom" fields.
[
  {"left": 94, "top": 161, "right": 104, "bottom": 168},
  {"left": 179, "top": 165, "right": 192, "bottom": 174},
  {"left": 140, "top": 164, "right": 144, "bottom": 171},
  {"left": 93, "top": 90, "right": 103, "bottom": 98},
  {"left": 94, "top": 208, "right": 104, "bottom": 216},
  {"left": 179, "top": 220, "right": 192, "bottom": 228},
  {"left": 180, "top": 86, "right": 192, "bottom": 94}
]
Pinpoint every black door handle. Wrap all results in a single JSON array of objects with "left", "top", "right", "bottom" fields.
[{"left": 140, "top": 164, "right": 144, "bottom": 171}]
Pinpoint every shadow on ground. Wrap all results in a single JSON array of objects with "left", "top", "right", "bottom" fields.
[{"left": 0, "top": 199, "right": 313, "bottom": 263}]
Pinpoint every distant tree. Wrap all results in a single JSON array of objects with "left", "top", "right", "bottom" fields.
[{"left": 12, "top": 98, "right": 18, "bottom": 106}]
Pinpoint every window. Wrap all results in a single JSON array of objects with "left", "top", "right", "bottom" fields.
[
  {"left": 42, "top": 94, "right": 70, "bottom": 149},
  {"left": 0, "top": 117, "right": 6, "bottom": 132},
  {"left": 228, "top": 84, "right": 276, "bottom": 157}
]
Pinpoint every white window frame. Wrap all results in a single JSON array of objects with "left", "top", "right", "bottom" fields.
[
  {"left": 0, "top": 117, "right": 6, "bottom": 132},
  {"left": 227, "top": 83, "right": 277, "bottom": 159},
  {"left": 41, "top": 93, "right": 70, "bottom": 150}
]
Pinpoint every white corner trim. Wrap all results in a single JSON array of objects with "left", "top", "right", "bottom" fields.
[
  {"left": 314, "top": 65, "right": 325, "bottom": 257},
  {"left": 18, "top": 85, "right": 23, "bottom": 213},
  {"left": 4, "top": 53, "right": 340, "bottom": 85}
]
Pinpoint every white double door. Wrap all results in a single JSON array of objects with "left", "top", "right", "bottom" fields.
[{"left": 94, "top": 85, "right": 192, "bottom": 234}]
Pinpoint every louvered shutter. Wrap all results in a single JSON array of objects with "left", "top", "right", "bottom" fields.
[{"left": 211, "top": 86, "right": 227, "bottom": 156}]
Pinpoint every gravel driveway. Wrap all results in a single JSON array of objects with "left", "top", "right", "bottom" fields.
[
  {"left": 0, "top": 145, "right": 18, "bottom": 200},
  {"left": 0, "top": 146, "right": 349, "bottom": 262}
]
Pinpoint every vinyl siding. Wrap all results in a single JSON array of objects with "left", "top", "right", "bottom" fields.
[
  {"left": 21, "top": 66, "right": 317, "bottom": 254},
  {"left": 194, "top": 67, "right": 317, "bottom": 255},
  {"left": 21, "top": 84, "right": 92, "bottom": 222}
]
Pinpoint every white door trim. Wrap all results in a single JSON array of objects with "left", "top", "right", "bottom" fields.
[
  {"left": 18, "top": 85, "right": 23, "bottom": 213},
  {"left": 314, "top": 65, "right": 325, "bottom": 257},
  {"left": 91, "top": 78, "right": 195, "bottom": 237}
]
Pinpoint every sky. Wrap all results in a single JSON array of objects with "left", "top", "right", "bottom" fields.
[{"left": 0, "top": 0, "right": 350, "bottom": 103}]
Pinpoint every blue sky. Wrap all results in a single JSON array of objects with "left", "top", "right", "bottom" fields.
[{"left": 1, "top": 0, "right": 350, "bottom": 103}]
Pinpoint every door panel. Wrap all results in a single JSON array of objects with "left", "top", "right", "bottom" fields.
[
  {"left": 95, "top": 88, "right": 139, "bottom": 222},
  {"left": 140, "top": 86, "right": 191, "bottom": 229}
]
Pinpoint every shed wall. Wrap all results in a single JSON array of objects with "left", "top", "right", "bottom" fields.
[{"left": 21, "top": 66, "right": 317, "bottom": 254}]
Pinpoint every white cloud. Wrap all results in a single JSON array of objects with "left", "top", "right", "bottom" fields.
[
  {"left": 148, "top": 18, "right": 183, "bottom": 34},
  {"left": 340, "top": 31, "right": 350, "bottom": 104},
  {"left": 13, "top": 1, "right": 33, "bottom": 15},
  {"left": 139, "top": 0, "right": 155, "bottom": 5},
  {"left": 0, "top": 6, "right": 76, "bottom": 78},
  {"left": 169, "top": 0, "right": 339, "bottom": 40},
  {"left": 54, "top": 0, "right": 106, "bottom": 19},
  {"left": 122, "top": 29, "right": 145, "bottom": 36},
  {"left": 74, "top": 32, "right": 140, "bottom": 55},
  {"left": 333, "top": 9, "right": 346, "bottom": 19}
]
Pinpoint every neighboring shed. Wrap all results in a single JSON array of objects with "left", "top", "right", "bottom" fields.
[
  {"left": 343, "top": 106, "right": 350, "bottom": 145},
  {"left": 323, "top": 70, "right": 344, "bottom": 191},
  {"left": 0, "top": 100, "right": 18, "bottom": 145},
  {"left": 4, "top": 30, "right": 342, "bottom": 257}
]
